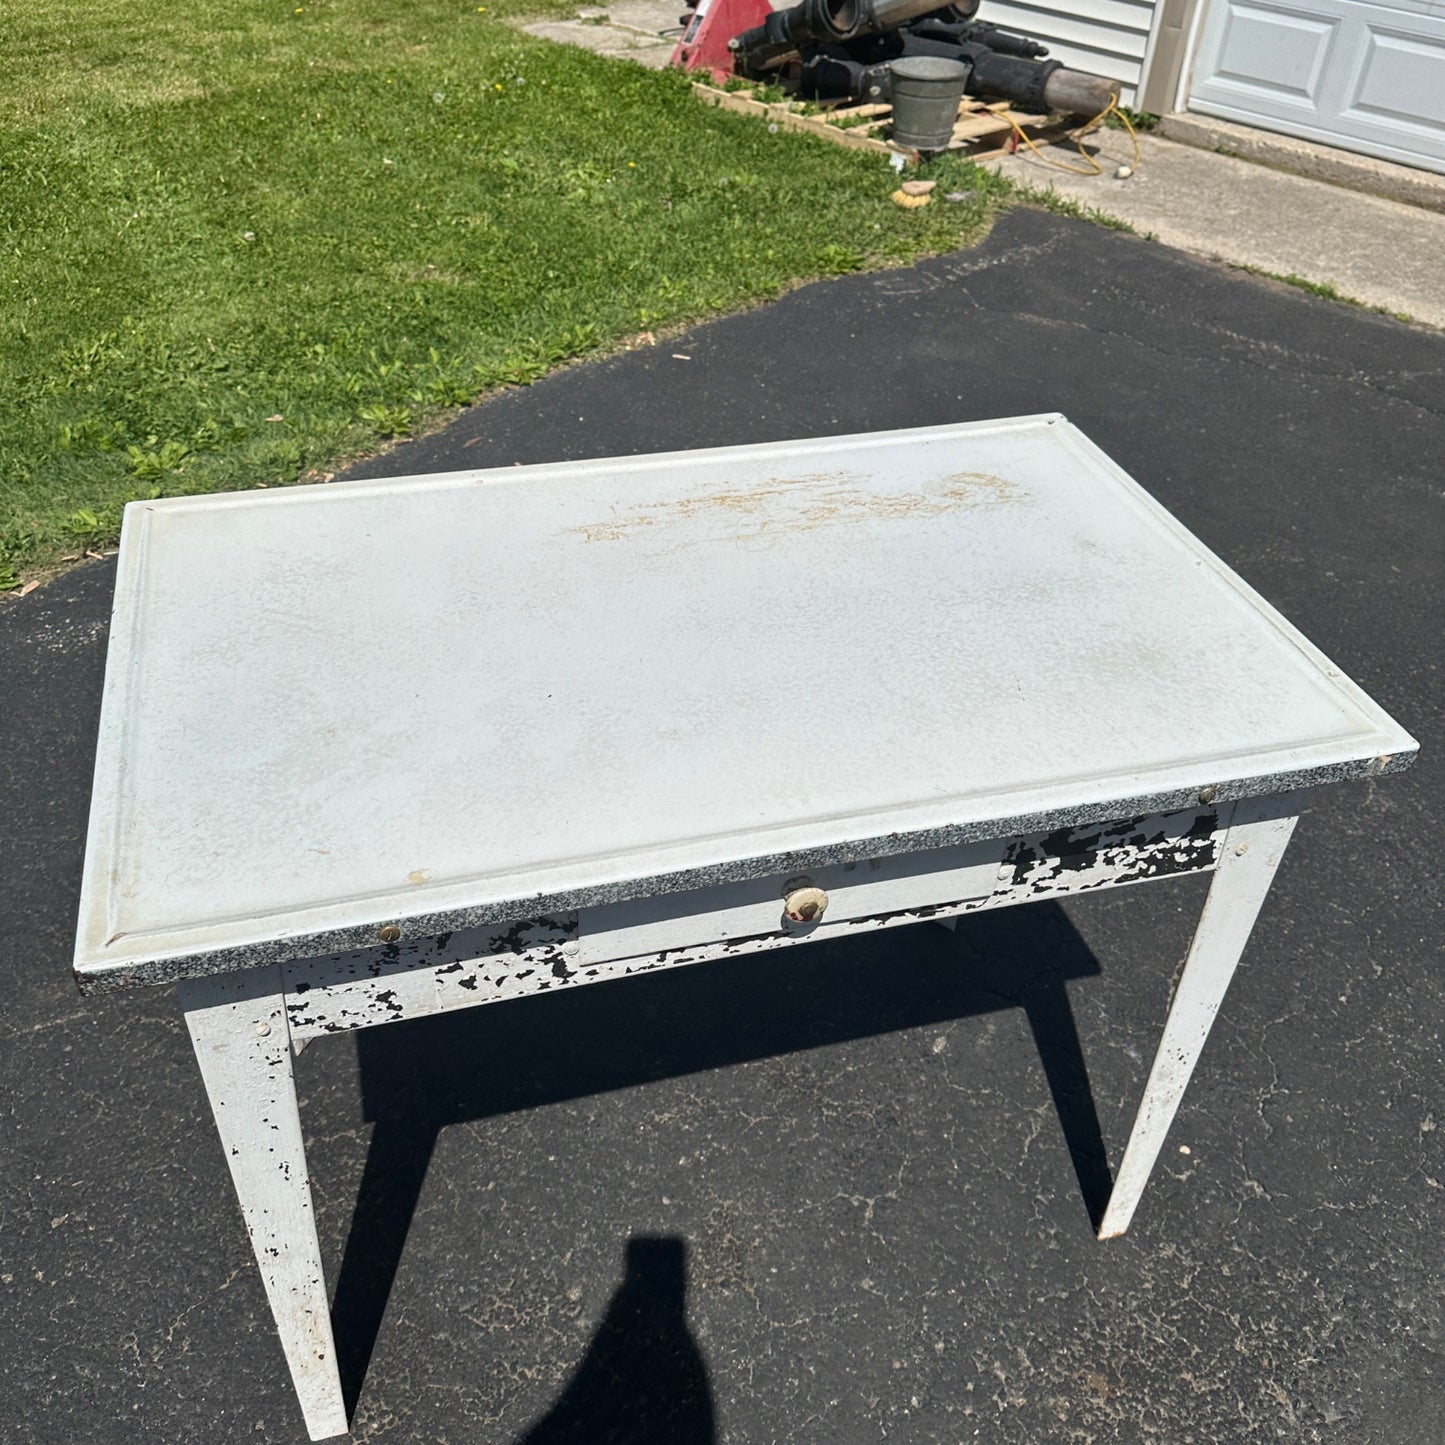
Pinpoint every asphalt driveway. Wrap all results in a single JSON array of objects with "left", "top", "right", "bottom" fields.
[{"left": 2, "top": 207, "right": 1440, "bottom": 1443}]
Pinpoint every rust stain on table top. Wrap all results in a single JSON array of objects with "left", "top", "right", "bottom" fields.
[{"left": 572, "top": 469, "right": 1022, "bottom": 545}]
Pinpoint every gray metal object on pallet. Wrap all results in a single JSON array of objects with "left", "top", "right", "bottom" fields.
[{"left": 889, "top": 56, "right": 970, "bottom": 148}]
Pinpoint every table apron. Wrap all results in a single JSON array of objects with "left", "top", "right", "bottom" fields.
[{"left": 281, "top": 805, "right": 1228, "bottom": 1042}]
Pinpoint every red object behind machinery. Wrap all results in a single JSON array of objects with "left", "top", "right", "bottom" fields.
[{"left": 670, "top": 0, "right": 773, "bottom": 82}]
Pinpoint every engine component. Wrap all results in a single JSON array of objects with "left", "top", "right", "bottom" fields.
[{"left": 728, "top": 2, "right": 1119, "bottom": 118}]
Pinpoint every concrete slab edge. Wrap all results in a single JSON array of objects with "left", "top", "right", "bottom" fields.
[{"left": 1159, "top": 112, "right": 1445, "bottom": 217}]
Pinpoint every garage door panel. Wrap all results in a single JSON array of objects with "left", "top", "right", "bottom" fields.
[
  {"left": 1212, "top": 4, "right": 1340, "bottom": 101},
  {"left": 1345, "top": 27, "right": 1445, "bottom": 128},
  {"left": 1190, "top": 0, "right": 1445, "bottom": 171}
]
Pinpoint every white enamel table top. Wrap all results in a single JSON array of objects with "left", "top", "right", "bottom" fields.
[{"left": 75, "top": 415, "right": 1416, "bottom": 989}]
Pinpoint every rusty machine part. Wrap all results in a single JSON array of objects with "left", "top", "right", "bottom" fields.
[
  {"left": 727, "top": 1, "right": 1119, "bottom": 117},
  {"left": 726, "top": 0, "right": 932, "bottom": 74}
]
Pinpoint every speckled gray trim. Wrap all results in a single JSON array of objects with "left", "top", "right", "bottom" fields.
[{"left": 73, "top": 755, "right": 1411, "bottom": 994}]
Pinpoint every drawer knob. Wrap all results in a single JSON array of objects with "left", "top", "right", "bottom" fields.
[{"left": 783, "top": 886, "right": 829, "bottom": 925}]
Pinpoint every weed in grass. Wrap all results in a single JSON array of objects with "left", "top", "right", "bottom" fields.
[
  {"left": 66, "top": 508, "right": 103, "bottom": 541},
  {"left": 56, "top": 419, "right": 128, "bottom": 454},
  {"left": 411, "top": 372, "right": 477, "bottom": 408},
  {"left": 192, "top": 417, "right": 249, "bottom": 449},
  {"left": 1281, "top": 273, "right": 1344, "bottom": 301},
  {"left": 358, "top": 405, "right": 415, "bottom": 439},
  {"left": 125, "top": 441, "right": 194, "bottom": 480},
  {"left": 1227, "top": 261, "right": 1373, "bottom": 310},
  {"left": 1005, "top": 182, "right": 1138, "bottom": 233},
  {"left": 815, "top": 243, "right": 865, "bottom": 275},
  {"left": 1106, "top": 105, "right": 1157, "bottom": 133},
  {"left": 1080, "top": 207, "right": 1137, "bottom": 234}
]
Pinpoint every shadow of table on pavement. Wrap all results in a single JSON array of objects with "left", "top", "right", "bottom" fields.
[{"left": 329, "top": 903, "right": 1111, "bottom": 1417}]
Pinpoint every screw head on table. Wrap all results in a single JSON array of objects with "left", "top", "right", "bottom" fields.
[
  {"left": 783, "top": 885, "right": 829, "bottom": 924},
  {"left": 378, "top": 924, "right": 401, "bottom": 943},
  {"left": 1198, "top": 785, "right": 1219, "bottom": 804}
]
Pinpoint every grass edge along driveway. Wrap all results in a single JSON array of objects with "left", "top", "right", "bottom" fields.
[{"left": 1, "top": 0, "right": 1018, "bottom": 590}]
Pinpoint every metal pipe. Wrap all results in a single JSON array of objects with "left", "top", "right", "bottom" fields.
[
  {"left": 865, "top": 0, "right": 959, "bottom": 29},
  {"left": 732, "top": 0, "right": 947, "bottom": 74},
  {"left": 1041, "top": 68, "right": 1120, "bottom": 116}
]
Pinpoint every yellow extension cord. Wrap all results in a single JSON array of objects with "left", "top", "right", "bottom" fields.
[{"left": 1000, "top": 97, "right": 1142, "bottom": 177}]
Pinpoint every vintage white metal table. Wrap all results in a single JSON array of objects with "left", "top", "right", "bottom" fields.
[{"left": 75, "top": 416, "right": 1416, "bottom": 1439}]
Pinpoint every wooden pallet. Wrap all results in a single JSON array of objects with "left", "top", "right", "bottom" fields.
[{"left": 692, "top": 82, "right": 1072, "bottom": 163}]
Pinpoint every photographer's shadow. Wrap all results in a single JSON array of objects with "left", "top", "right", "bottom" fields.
[
  {"left": 330, "top": 903, "right": 1113, "bottom": 1418},
  {"left": 521, "top": 1236, "right": 714, "bottom": 1445}
]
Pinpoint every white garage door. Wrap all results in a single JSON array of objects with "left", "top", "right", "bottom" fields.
[{"left": 1187, "top": 0, "right": 1445, "bottom": 174}]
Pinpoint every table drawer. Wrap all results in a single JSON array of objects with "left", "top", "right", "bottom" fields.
[{"left": 576, "top": 839, "right": 1004, "bottom": 967}]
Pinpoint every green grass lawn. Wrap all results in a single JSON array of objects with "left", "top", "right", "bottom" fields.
[{"left": 1, "top": 0, "right": 1010, "bottom": 588}]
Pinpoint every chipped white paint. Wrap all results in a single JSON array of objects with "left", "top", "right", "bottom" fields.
[
  {"left": 280, "top": 809, "right": 1227, "bottom": 1041},
  {"left": 282, "top": 917, "right": 576, "bottom": 1038},
  {"left": 283, "top": 889, "right": 994, "bottom": 1041},
  {"left": 1097, "top": 794, "right": 1302, "bottom": 1239},
  {"left": 177, "top": 968, "right": 347, "bottom": 1440},
  {"left": 1000, "top": 807, "right": 1226, "bottom": 899}
]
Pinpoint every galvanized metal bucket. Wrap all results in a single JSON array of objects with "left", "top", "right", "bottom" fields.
[{"left": 889, "top": 56, "right": 969, "bottom": 151}]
